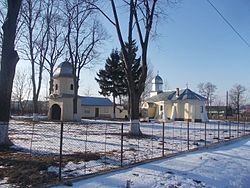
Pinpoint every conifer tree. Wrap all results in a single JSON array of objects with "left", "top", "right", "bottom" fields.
[
  {"left": 120, "top": 40, "right": 142, "bottom": 120},
  {"left": 96, "top": 49, "right": 127, "bottom": 118}
]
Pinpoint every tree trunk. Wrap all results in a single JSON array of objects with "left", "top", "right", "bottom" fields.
[
  {"left": 73, "top": 79, "right": 79, "bottom": 121},
  {"left": 73, "top": 96, "right": 78, "bottom": 119},
  {"left": 129, "top": 92, "right": 142, "bottom": 135},
  {"left": 49, "top": 71, "right": 54, "bottom": 95},
  {"left": 33, "top": 95, "right": 39, "bottom": 121},
  {"left": 0, "top": 0, "right": 22, "bottom": 146},
  {"left": 0, "top": 123, "right": 11, "bottom": 146}
]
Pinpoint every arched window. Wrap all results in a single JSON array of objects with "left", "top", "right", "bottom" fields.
[
  {"left": 160, "top": 105, "right": 163, "bottom": 111},
  {"left": 70, "top": 84, "right": 73, "bottom": 90},
  {"left": 55, "top": 84, "right": 58, "bottom": 90}
]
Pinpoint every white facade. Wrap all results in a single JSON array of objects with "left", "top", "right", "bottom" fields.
[
  {"left": 48, "top": 61, "right": 127, "bottom": 121},
  {"left": 142, "top": 75, "right": 208, "bottom": 122}
]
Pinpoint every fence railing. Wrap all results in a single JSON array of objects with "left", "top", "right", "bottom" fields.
[{"left": 8, "top": 119, "right": 250, "bottom": 181}]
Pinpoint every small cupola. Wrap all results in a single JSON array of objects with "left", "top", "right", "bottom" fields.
[
  {"left": 52, "top": 61, "right": 74, "bottom": 95},
  {"left": 53, "top": 61, "right": 73, "bottom": 78},
  {"left": 150, "top": 73, "right": 163, "bottom": 97}
]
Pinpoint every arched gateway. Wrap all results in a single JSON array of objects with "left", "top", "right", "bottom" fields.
[{"left": 51, "top": 104, "right": 61, "bottom": 120}]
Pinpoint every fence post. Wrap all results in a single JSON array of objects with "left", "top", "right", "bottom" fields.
[
  {"left": 59, "top": 122, "right": 64, "bottom": 182},
  {"left": 187, "top": 120, "right": 190, "bottom": 150},
  {"left": 244, "top": 120, "right": 246, "bottom": 136},
  {"left": 162, "top": 122, "right": 165, "bottom": 157},
  {"left": 121, "top": 123, "right": 124, "bottom": 167},
  {"left": 229, "top": 121, "right": 231, "bottom": 138},
  {"left": 104, "top": 124, "right": 107, "bottom": 165},
  {"left": 217, "top": 121, "right": 220, "bottom": 141},
  {"left": 237, "top": 121, "right": 239, "bottom": 137},
  {"left": 205, "top": 122, "right": 207, "bottom": 147},
  {"left": 84, "top": 124, "right": 88, "bottom": 175}
]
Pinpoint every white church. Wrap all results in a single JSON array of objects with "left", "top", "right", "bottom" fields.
[
  {"left": 141, "top": 74, "right": 209, "bottom": 122},
  {"left": 48, "top": 61, "right": 127, "bottom": 121}
]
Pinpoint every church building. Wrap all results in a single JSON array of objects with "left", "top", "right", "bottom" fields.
[
  {"left": 48, "top": 61, "right": 124, "bottom": 121},
  {"left": 141, "top": 74, "right": 208, "bottom": 122}
]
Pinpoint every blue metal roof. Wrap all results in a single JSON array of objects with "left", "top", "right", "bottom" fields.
[{"left": 80, "top": 96, "right": 113, "bottom": 106}]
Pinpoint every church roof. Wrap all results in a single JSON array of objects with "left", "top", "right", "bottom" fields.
[
  {"left": 147, "top": 91, "right": 176, "bottom": 102},
  {"left": 176, "top": 88, "right": 206, "bottom": 101},
  {"left": 50, "top": 94, "right": 113, "bottom": 106},
  {"left": 147, "top": 88, "right": 206, "bottom": 102},
  {"left": 80, "top": 96, "right": 113, "bottom": 106},
  {"left": 53, "top": 61, "right": 73, "bottom": 78}
]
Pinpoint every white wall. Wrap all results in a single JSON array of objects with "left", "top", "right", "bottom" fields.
[{"left": 54, "top": 77, "right": 74, "bottom": 95}]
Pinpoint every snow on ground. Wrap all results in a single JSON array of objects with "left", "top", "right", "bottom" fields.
[
  {"left": 8, "top": 119, "right": 250, "bottom": 178},
  {"left": 55, "top": 136, "right": 250, "bottom": 188}
]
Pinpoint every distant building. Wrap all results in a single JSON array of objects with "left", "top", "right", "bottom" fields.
[
  {"left": 48, "top": 61, "right": 127, "bottom": 121},
  {"left": 206, "top": 106, "right": 233, "bottom": 117},
  {"left": 141, "top": 74, "right": 208, "bottom": 122}
]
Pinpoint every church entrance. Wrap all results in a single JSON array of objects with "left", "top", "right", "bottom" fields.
[{"left": 51, "top": 104, "right": 61, "bottom": 120}]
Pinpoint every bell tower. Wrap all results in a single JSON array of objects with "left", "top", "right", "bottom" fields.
[
  {"left": 48, "top": 60, "right": 78, "bottom": 121},
  {"left": 52, "top": 61, "right": 74, "bottom": 95},
  {"left": 150, "top": 73, "right": 163, "bottom": 97}
]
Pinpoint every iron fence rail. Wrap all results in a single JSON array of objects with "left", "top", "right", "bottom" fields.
[{"left": 8, "top": 120, "right": 250, "bottom": 181}]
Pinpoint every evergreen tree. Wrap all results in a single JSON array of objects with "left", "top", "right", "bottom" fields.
[
  {"left": 95, "top": 49, "right": 127, "bottom": 118},
  {"left": 120, "top": 40, "right": 142, "bottom": 119}
]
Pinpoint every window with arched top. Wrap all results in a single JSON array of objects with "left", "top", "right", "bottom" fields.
[
  {"left": 55, "top": 84, "right": 58, "bottom": 90},
  {"left": 160, "top": 105, "right": 163, "bottom": 111},
  {"left": 70, "top": 84, "right": 73, "bottom": 90}
]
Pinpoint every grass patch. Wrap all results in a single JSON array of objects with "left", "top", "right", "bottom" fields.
[
  {"left": 0, "top": 149, "right": 101, "bottom": 187},
  {"left": 0, "top": 150, "right": 58, "bottom": 187}
]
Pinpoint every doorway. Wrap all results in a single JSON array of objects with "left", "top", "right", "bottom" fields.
[
  {"left": 51, "top": 104, "right": 61, "bottom": 120},
  {"left": 95, "top": 108, "right": 99, "bottom": 118}
]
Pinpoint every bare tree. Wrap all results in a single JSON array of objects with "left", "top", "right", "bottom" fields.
[
  {"left": 91, "top": 0, "right": 173, "bottom": 135},
  {"left": 164, "top": 77, "right": 170, "bottom": 91},
  {"left": 63, "top": 0, "right": 106, "bottom": 120},
  {"left": 21, "top": 0, "right": 51, "bottom": 120},
  {"left": 141, "top": 63, "right": 154, "bottom": 102},
  {"left": 0, "top": 0, "right": 22, "bottom": 146},
  {"left": 229, "top": 84, "right": 246, "bottom": 121},
  {"left": 12, "top": 70, "right": 32, "bottom": 115},
  {"left": 197, "top": 82, "right": 217, "bottom": 106},
  {"left": 0, "top": 2, "right": 8, "bottom": 56},
  {"left": 42, "top": 0, "right": 65, "bottom": 95}
]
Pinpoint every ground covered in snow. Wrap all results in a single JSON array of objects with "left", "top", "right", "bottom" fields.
[
  {"left": 1, "top": 119, "right": 249, "bottom": 187},
  {"left": 55, "top": 136, "right": 250, "bottom": 188}
]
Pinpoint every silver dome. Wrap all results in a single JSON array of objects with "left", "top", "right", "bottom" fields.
[{"left": 53, "top": 61, "right": 73, "bottom": 78}]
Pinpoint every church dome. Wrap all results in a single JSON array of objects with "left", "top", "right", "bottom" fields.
[
  {"left": 152, "top": 74, "right": 163, "bottom": 84},
  {"left": 53, "top": 61, "right": 73, "bottom": 78}
]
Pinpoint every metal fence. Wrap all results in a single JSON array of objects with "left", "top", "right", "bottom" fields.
[{"left": 8, "top": 119, "right": 250, "bottom": 181}]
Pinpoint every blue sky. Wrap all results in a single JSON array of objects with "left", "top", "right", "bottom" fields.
[
  {"left": 17, "top": 0, "right": 250, "bottom": 103},
  {"left": 77, "top": 0, "right": 250, "bottom": 103},
  {"left": 146, "top": 0, "right": 250, "bottom": 101}
]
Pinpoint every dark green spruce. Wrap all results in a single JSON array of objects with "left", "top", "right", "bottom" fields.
[
  {"left": 95, "top": 49, "right": 127, "bottom": 118},
  {"left": 120, "top": 40, "right": 142, "bottom": 122}
]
